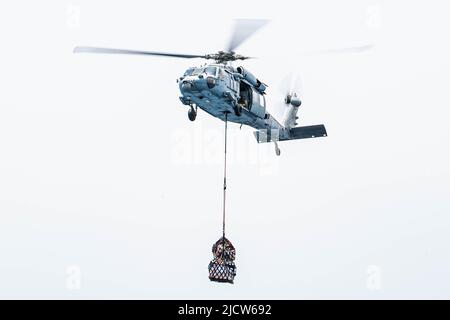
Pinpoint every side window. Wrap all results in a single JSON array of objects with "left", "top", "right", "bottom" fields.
[
  {"left": 205, "top": 66, "right": 217, "bottom": 77},
  {"left": 224, "top": 70, "right": 232, "bottom": 84},
  {"left": 234, "top": 80, "right": 239, "bottom": 92},
  {"left": 224, "top": 70, "right": 237, "bottom": 92},
  {"left": 252, "top": 89, "right": 260, "bottom": 105},
  {"left": 261, "top": 94, "right": 266, "bottom": 108}
]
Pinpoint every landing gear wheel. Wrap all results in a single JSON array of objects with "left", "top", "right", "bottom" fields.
[
  {"left": 234, "top": 103, "right": 242, "bottom": 116},
  {"left": 188, "top": 107, "right": 197, "bottom": 121},
  {"left": 274, "top": 142, "right": 281, "bottom": 156}
]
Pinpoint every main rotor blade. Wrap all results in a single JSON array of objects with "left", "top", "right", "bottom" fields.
[
  {"left": 73, "top": 46, "right": 206, "bottom": 59},
  {"left": 226, "top": 19, "right": 269, "bottom": 52},
  {"left": 301, "top": 44, "right": 374, "bottom": 55}
]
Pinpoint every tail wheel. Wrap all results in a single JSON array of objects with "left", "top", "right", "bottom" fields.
[{"left": 274, "top": 142, "right": 281, "bottom": 156}]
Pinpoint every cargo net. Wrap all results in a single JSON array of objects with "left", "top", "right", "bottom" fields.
[{"left": 208, "top": 237, "right": 236, "bottom": 284}]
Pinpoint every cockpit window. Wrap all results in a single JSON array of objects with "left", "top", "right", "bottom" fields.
[
  {"left": 204, "top": 66, "right": 217, "bottom": 77},
  {"left": 191, "top": 68, "right": 203, "bottom": 76},
  {"left": 183, "top": 68, "right": 194, "bottom": 76}
]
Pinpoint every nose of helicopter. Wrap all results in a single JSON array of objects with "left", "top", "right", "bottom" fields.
[
  {"left": 180, "top": 80, "right": 193, "bottom": 91},
  {"left": 179, "top": 75, "right": 212, "bottom": 93}
]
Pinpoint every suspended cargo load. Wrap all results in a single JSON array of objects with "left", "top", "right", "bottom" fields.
[{"left": 208, "top": 237, "right": 236, "bottom": 284}]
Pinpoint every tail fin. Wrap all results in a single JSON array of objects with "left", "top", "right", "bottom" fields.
[{"left": 254, "top": 124, "right": 327, "bottom": 143}]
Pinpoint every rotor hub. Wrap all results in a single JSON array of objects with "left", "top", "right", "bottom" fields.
[{"left": 205, "top": 51, "right": 250, "bottom": 63}]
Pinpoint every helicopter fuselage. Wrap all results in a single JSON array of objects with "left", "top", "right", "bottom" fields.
[{"left": 178, "top": 63, "right": 288, "bottom": 137}]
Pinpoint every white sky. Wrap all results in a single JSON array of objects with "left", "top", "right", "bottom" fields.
[{"left": 0, "top": 0, "right": 449, "bottom": 299}]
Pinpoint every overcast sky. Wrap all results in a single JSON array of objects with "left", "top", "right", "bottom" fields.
[{"left": 0, "top": 0, "right": 449, "bottom": 299}]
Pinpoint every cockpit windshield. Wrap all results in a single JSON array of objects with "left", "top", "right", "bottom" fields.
[
  {"left": 185, "top": 67, "right": 217, "bottom": 77},
  {"left": 183, "top": 68, "right": 194, "bottom": 76},
  {"left": 191, "top": 68, "right": 203, "bottom": 76},
  {"left": 204, "top": 66, "right": 217, "bottom": 76}
]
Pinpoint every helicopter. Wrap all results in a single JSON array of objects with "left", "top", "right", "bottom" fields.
[{"left": 74, "top": 19, "right": 356, "bottom": 156}]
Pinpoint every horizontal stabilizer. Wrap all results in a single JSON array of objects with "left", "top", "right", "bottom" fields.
[
  {"left": 254, "top": 124, "right": 327, "bottom": 143},
  {"left": 288, "top": 124, "right": 327, "bottom": 140}
]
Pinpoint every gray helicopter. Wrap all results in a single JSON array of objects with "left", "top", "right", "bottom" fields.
[{"left": 74, "top": 20, "right": 328, "bottom": 156}]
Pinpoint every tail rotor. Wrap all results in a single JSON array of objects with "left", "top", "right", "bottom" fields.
[{"left": 279, "top": 72, "right": 303, "bottom": 128}]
